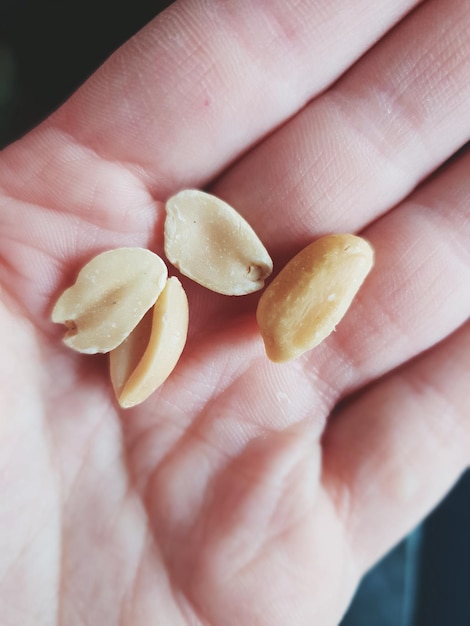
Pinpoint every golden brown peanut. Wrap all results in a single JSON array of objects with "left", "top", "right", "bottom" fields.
[
  {"left": 110, "top": 276, "right": 189, "bottom": 408},
  {"left": 52, "top": 248, "right": 168, "bottom": 354},
  {"left": 256, "top": 234, "right": 374, "bottom": 362},
  {"left": 164, "top": 189, "right": 273, "bottom": 295}
]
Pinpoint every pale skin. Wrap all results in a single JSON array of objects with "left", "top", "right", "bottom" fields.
[{"left": 0, "top": 0, "right": 469, "bottom": 624}]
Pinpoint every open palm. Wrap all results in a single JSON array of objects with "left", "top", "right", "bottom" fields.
[{"left": 0, "top": 1, "right": 469, "bottom": 624}]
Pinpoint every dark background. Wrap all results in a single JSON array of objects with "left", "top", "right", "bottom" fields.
[
  {"left": 1, "top": 1, "right": 469, "bottom": 624},
  {"left": 0, "top": 0, "right": 173, "bottom": 147}
]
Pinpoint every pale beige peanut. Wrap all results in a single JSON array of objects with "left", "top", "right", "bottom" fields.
[
  {"left": 110, "top": 276, "right": 189, "bottom": 408},
  {"left": 256, "top": 234, "right": 374, "bottom": 362},
  {"left": 52, "top": 248, "right": 168, "bottom": 354},
  {"left": 164, "top": 189, "right": 273, "bottom": 295}
]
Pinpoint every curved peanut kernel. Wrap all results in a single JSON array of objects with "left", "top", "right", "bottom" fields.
[
  {"left": 256, "top": 234, "right": 374, "bottom": 362},
  {"left": 51, "top": 248, "right": 168, "bottom": 354},
  {"left": 164, "top": 189, "right": 273, "bottom": 295},
  {"left": 110, "top": 276, "right": 189, "bottom": 408}
]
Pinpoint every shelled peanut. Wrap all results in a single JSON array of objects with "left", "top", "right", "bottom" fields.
[
  {"left": 51, "top": 191, "right": 373, "bottom": 407},
  {"left": 256, "top": 234, "right": 374, "bottom": 362}
]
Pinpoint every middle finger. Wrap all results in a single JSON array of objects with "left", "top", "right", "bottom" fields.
[{"left": 214, "top": 0, "right": 470, "bottom": 252}]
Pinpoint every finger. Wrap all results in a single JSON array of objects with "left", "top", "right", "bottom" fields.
[
  {"left": 305, "top": 143, "right": 470, "bottom": 400},
  {"left": 214, "top": 0, "right": 470, "bottom": 250},
  {"left": 1, "top": 0, "right": 420, "bottom": 199},
  {"left": 0, "top": 0, "right": 420, "bottom": 328},
  {"left": 321, "top": 319, "right": 470, "bottom": 572},
  {"left": 183, "top": 143, "right": 470, "bottom": 404}
]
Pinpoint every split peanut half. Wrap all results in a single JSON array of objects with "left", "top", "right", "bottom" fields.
[
  {"left": 51, "top": 248, "right": 168, "bottom": 354},
  {"left": 164, "top": 189, "right": 273, "bottom": 295},
  {"left": 110, "top": 277, "right": 189, "bottom": 408},
  {"left": 256, "top": 234, "right": 374, "bottom": 362}
]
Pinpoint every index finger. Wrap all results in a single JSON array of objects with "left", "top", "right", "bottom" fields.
[
  {"left": 0, "top": 0, "right": 421, "bottom": 326},
  {"left": 48, "top": 0, "right": 421, "bottom": 194}
]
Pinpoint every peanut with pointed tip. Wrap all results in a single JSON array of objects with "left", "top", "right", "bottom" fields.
[
  {"left": 110, "top": 276, "right": 189, "bottom": 408},
  {"left": 51, "top": 248, "right": 168, "bottom": 354},
  {"left": 164, "top": 189, "right": 273, "bottom": 295},
  {"left": 256, "top": 234, "right": 374, "bottom": 362}
]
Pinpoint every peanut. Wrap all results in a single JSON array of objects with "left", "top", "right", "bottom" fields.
[
  {"left": 51, "top": 248, "right": 168, "bottom": 353},
  {"left": 256, "top": 234, "right": 374, "bottom": 362},
  {"left": 164, "top": 189, "right": 273, "bottom": 295},
  {"left": 110, "top": 277, "right": 189, "bottom": 408}
]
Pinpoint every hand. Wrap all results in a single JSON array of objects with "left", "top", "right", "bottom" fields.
[{"left": 0, "top": 1, "right": 469, "bottom": 624}]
